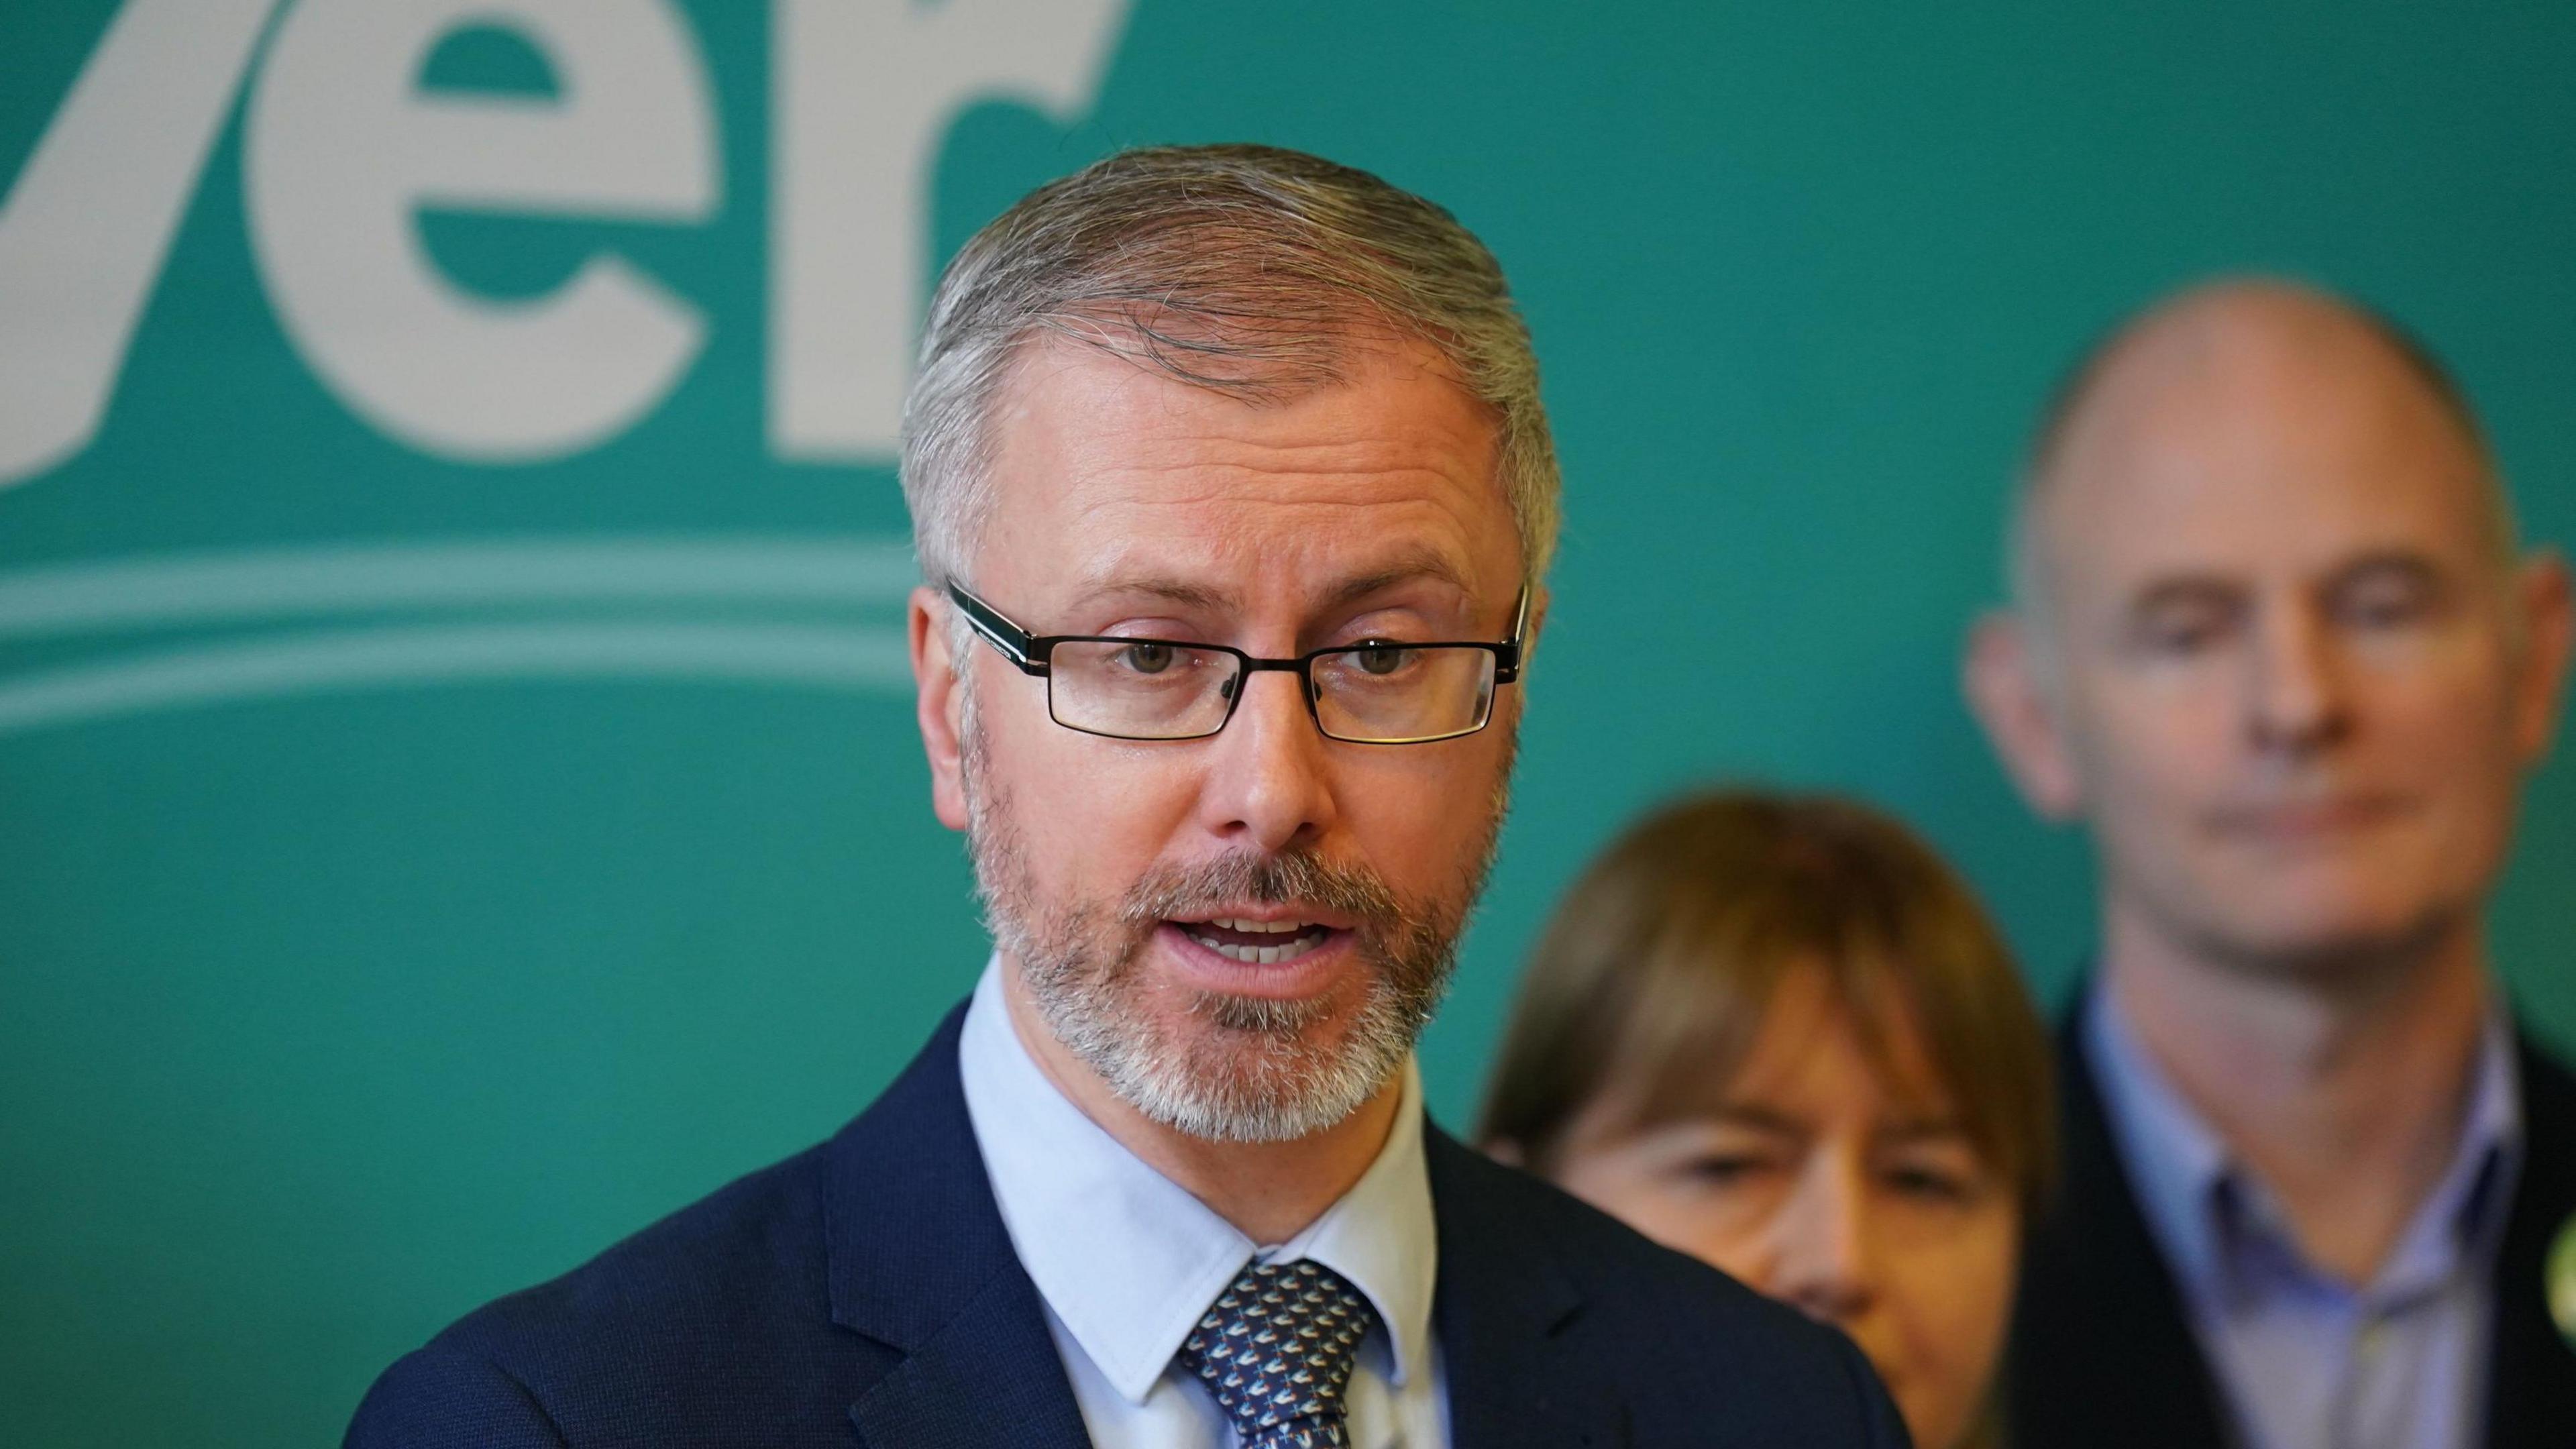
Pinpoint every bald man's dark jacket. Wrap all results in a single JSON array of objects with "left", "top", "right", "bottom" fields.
[
  {"left": 345, "top": 1002, "right": 1907, "bottom": 1448},
  {"left": 2008, "top": 989, "right": 2576, "bottom": 1448}
]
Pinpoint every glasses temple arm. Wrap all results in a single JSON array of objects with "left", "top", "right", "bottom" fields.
[
  {"left": 945, "top": 583, "right": 1047, "bottom": 674},
  {"left": 1493, "top": 584, "right": 1532, "bottom": 682}
]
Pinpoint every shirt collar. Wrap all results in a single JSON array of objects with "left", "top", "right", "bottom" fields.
[
  {"left": 2086, "top": 985, "right": 2523, "bottom": 1309},
  {"left": 2086, "top": 987, "right": 2235, "bottom": 1299},
  {"left": 956, "top": 959, "right": 1438, "bottom": 1404},
  {"left": 2378, "top": 1012, "right": 2522, "bottom": 1297}
]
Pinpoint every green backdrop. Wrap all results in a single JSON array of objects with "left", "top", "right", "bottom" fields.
[{"left": 5, "top": 3, "right": 2572, "bottom": 1444}]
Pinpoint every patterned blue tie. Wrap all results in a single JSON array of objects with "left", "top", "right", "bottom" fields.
[{"left": 1177, "top": 1258, "right": 1380, "bottom": 1448}]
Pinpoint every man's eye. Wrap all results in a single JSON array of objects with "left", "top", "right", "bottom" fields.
[
  {"left": 1118, "top": 642, "right": 1176, "bottom": 675},
  {"left": 2339, "top": 582, "right": 2432, "bottom": 630},
  {"left": 2138, "top": 611, "right": 2230, "bottom": 655},
  {"left": 1353, "top": 645, "right": 1410, "bottom": 676}
]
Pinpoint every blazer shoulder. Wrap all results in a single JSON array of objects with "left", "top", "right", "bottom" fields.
[
  {"left": 351, "top": 1004, "right": 998, "bottom": 1449},
  {"left": 2521, "top": 1029, "right": 2576, "bottom": 1202},
  {"left": 345, "top": 1340, "right": 570, "bottom": 1449},
  {"left": 2520, "top": 1030, "right": 2576, "bottom": 1129},
  {"left": 440, "top": 1139, "right": 837, "bottom": 1360},
  {"left": 349, "top": 1140, "right": 861, "bottom": 1448}
]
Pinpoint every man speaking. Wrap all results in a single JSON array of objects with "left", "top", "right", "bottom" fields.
[{"left": 346, "top": 145, "right": 1902, "bottom": 1447}]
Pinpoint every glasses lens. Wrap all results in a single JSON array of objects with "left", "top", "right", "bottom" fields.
[
  {"left": 1046, "top": 639, "right": 1241, "bottom": 739},
  {"left": 1311, "top": 645, "right": 1497, "bottom": 743}
]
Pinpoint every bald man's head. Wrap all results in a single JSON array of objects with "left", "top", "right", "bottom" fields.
[
  {"left": 1965, "top": 274, "right": 2572, "bottom": 983},
  {"left": 2010, "top": 278, "right": 2517, "bottom": 633}
]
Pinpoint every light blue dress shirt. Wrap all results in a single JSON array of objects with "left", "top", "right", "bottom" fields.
[
  {"left": 2086, "top": 988, "right": 2522, "bottom": 1449},
  {"left": 956, "top": 961, "right": 1450, "bottom": 1448}
]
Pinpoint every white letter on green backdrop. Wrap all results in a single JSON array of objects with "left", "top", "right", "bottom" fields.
[
  {"left": 0, "top": 0, "right": 282, "bottom": 486},
  {"left": 767, "top": 0, "right": 1132, "bottom": 462},
  {"left": 245, "top": 0, "right": 718, "bottom": 462}
]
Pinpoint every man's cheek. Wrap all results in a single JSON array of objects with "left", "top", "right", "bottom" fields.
[
  {"left": 1051, "top": 777, "right": 1185, "bottom": 877},
  {"left": 1344, "top": 786, "right": 1446, "bottom": 885},
  {"left": 2098, "top": 714, "right": 2214, "bottom": 810}
]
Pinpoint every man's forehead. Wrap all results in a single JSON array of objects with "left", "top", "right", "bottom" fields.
[
  {"left": 977, "top": 335, "right": 1521, "bottom": 597},
  {"left": 2042, "top": 282, "right": 2479, "bottom": 466},
  {"left": 2038, "top": 301, "right": 2498, "bottom": 592},
  {"left": 2056, "top": 433, "right": 2485, "bottom": 560},
  {"left": 1000, "top": 330, "right": 1496, "bottom": 468}
]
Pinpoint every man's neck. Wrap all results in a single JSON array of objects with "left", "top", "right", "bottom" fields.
[
  {"left": 2101, "top": 898, "right": 2495, "bottom": 1286},
  {"left": 999, "top": 966, "right": 1403, "bottom": 1246}
]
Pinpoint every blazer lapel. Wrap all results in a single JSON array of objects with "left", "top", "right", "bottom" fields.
[
  {"left": 1426, "top": 1128, "right": 1627, "bottom": 1449},
  {"left": 846, "top": 1272, "right": 1090, "bottom": 1449},
  {"left": 824, "top": 1004, "right": 1093, "bottom": 1449},
  {"left": 2481, "top": 1034, "right": 2576, "bottom": 1448},
  {"left": 2007, "top": 991, "right": 2231, "bottom": 1448}
]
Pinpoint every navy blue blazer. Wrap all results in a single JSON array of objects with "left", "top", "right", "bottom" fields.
[{"left": 348, "top": 1004, "right": 1907, "bottom": 1448}]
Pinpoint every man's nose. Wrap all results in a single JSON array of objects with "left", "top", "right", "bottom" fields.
[
  {"left": 2247, "top": 600, "right": 2353, "bottom": 755},
  {"left": 1194, "top": 667, "right": 1338, "bottom": 853},
  {"left": 1769, "top": 1159, "right": 1878, "bottom": 1328}
]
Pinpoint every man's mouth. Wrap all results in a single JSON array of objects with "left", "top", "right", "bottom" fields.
[
  {"left": 1173, "top": 917, "right": 1337, "bottom": 965},
  {"left": 2209, "top": 794, "right": 2412, "bottom": 842}
]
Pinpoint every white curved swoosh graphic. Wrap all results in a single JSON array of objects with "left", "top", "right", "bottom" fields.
[
  {"left": 0, "top": 537, "right": 919, "bottom": 637},
  {"left": 0, "top": 537, "right": 923, "bottom": 735},
  {"left": 0, "top": 620, "right": 911, "bottom": 736}
]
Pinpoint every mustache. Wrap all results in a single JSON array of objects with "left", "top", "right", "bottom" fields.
[{"left": 1119, "top": 849, "right": 1403, "bottom": 928}]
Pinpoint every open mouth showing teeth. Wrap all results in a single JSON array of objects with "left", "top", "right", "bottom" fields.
[{"left": 1177, "top": 917, "right": 1335, "bottom": 965}]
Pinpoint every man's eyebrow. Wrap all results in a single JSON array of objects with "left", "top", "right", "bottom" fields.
[
  {"left": 1070, "top": 576, "right": 1238, "bottom": 612},
  {"left": 2328, "top": 549, "right": 2448, "bottom": 588},
  {"left": 1071, "top": 550, "right": 1477, "bottom": 618},
  {"left": 2121, "top": 551, "right": 2455, "bottom": 616},
  {"left": 2125, "top": 574, "right": 2244, "bottom": 614},
  {"left": 1316, "top": 549, "right": 1475, "bottom": 612}
]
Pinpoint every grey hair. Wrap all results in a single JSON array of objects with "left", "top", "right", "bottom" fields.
[{"left": 899, "top": 143, "right": 1560, "bottom": 593}]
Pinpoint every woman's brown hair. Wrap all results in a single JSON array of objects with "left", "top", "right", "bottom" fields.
[{"left": 1478, "top": 789, "right": 2055, "bottom": 1222}]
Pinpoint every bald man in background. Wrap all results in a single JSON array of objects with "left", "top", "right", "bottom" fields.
[{"left": 1966, "top": 279, "right": 2576, "bottom": 1448}]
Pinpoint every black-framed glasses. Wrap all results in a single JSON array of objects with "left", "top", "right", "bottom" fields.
[{"left": 947, "top": 581, "right": 1528, "bottom": 744}]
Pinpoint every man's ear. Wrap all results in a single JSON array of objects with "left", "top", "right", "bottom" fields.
[
  {"left": 910, "top": 586, "right": 971, "bottom": 832},
  {"left": 2512, "top": 548, "right": 2575, "bottom": 767},
  {"left": 1963, "top": 610, "right": 2087, "bottom": 822}
]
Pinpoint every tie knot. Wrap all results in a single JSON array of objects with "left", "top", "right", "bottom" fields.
[{"left": 1176, "top": 1258, "right": 1380, "bottom": 1448}]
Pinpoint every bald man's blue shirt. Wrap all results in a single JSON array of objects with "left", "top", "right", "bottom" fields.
[
  {"left": 344, "top": 990, "right": 1907, "bottom": 1448},
  {"left": 2086, "top": 988, "right": 2517, "bottom": 1449},
  {"left": 2010, "top": 979, "right": 2576, "bottom": 1448}
]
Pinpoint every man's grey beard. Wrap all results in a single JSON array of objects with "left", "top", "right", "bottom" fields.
[{"left": 957, "top": 688, "right": 1506, "bottom": 1143}]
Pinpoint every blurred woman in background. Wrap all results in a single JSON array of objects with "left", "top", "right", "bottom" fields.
[{"left": 1481, "top": 790, "right": 2053, "bottom": 1449}]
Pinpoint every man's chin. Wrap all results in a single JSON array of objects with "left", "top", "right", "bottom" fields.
[
  {"left": 1092, "top": 964, "right": 1415, "bottom": 1144},
  {"left": 2180, "top": 896, "right": 2465, "bottom": 983},
  {"left": 1114, "top": 1016, "right": 1397, "bottom": 1144}
]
